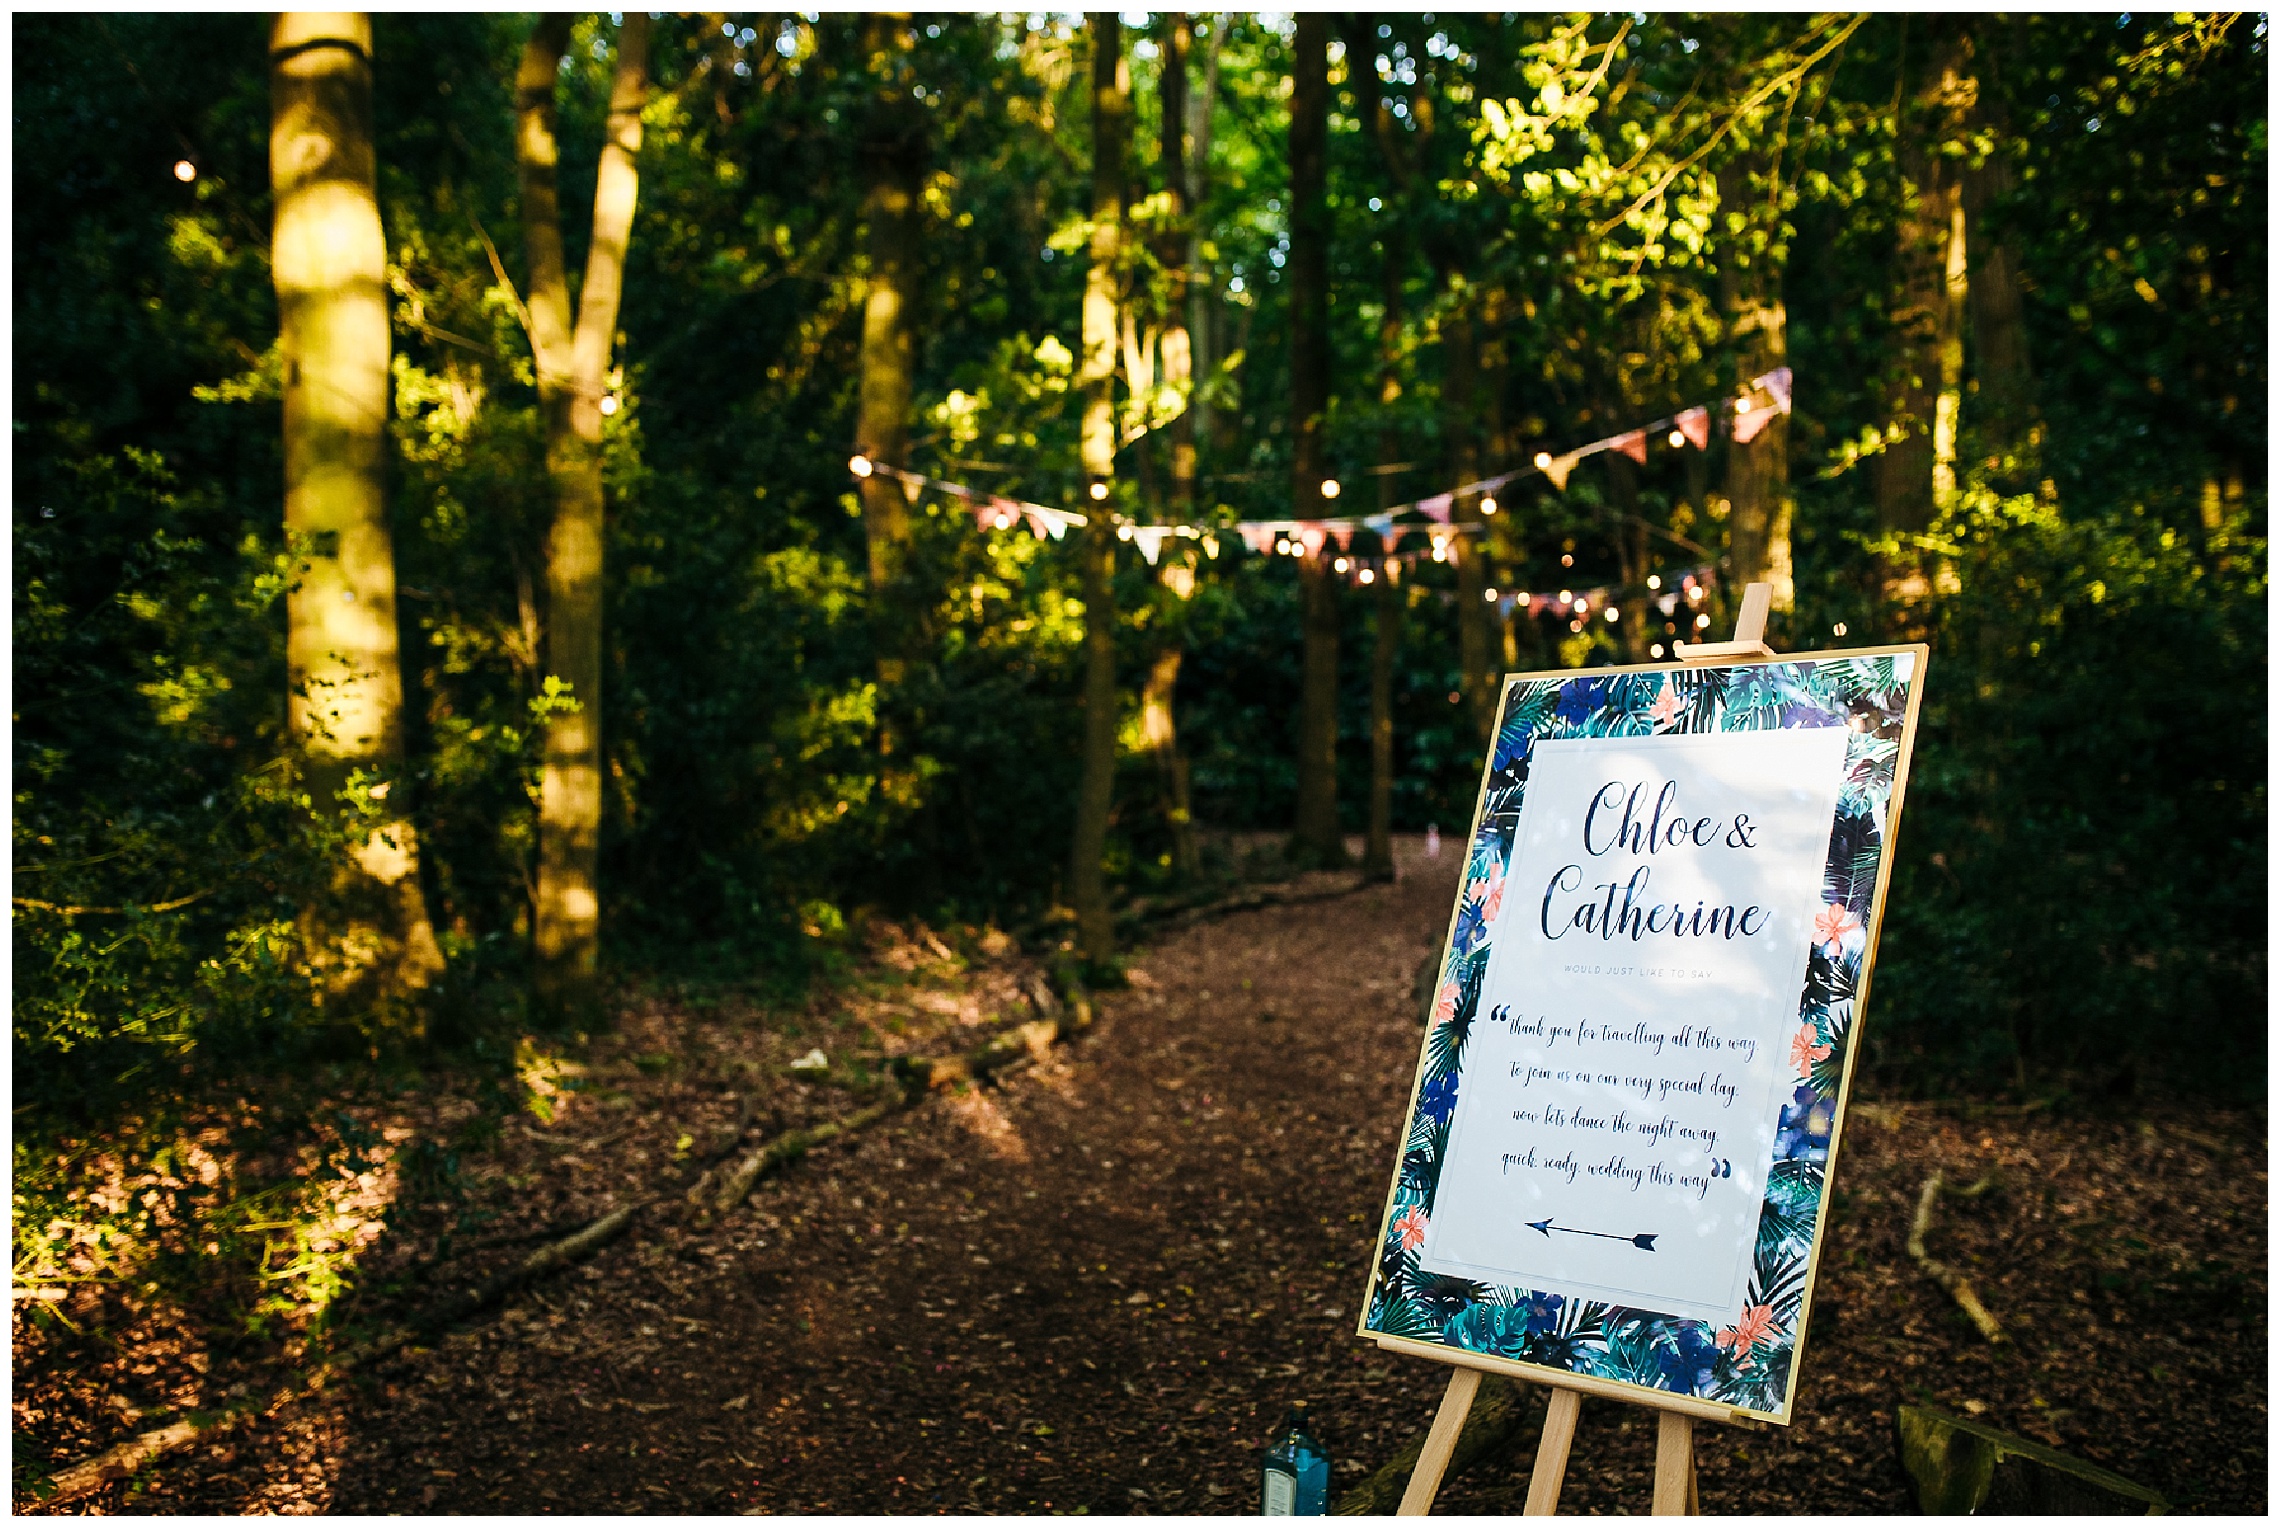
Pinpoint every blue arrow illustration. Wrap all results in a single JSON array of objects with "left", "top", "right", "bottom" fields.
[{"left": 1527, "top": 1217, "right": 1658, "bottom": 1251}]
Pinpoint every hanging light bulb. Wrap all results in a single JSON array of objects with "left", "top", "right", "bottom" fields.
[
  {"left": 1117, "top": 523, "right": 1134, "bottom": 541},
  {"left": 1334, "top": 556, "right": 1350, "bottom": 573},
  {"left": 1646, "top": 574, "right": 1661, "bottom": 591},
  {"left": 1560, "top": 553, "right": 1574, "bottom": 567},
  {"left": 1358, "top": 567, "right": 1375, "bottom": 585},
  {"left": 598, "top": 395, "right": 619, "bottom": 416},
  {"left": 1484, "top": 587, "right": 1499, "bottom": 602},
  {"left": 1532, "top": 451, "right": 1553, "bottom": 470},
  {"left": 1688, "top": 584, "right": 1704, "bottom": 604},
  {"left": 1320, "top": 478, "right": 1342, "bottom": 500},
  {"left": 1695, "top": 612, "right": 1712, "bottom": 629},
  {"left": 174, "top": 159, "right": 197, "bottom": 183},
  {"left": 1558, "top": 589, "right": 1572, "bottom": 604},
  {"left": 1572, "top": 597, "right": 1588, "bottom": 614},
  {"left": 849, "top": 454, "right": 873, "bottom": 477},
  {"left": 1833, "top": 621, "right": 1849, "bottom": 637},
  {"left": 1432, "top": 543, "right": 1448, "bottom": 563},
  {"left": 1514, "top": 590, "right": 1530, "bottom": 603},
  {"left": 1479, "top": 495, "right": 1497, "bottom": 516},
  {"left": 1604, "top": 606, "right": 1620, "bottom": 623},
  {"left": 994, "top": 511, "right": 1014, "bottom": 530},
  {"left": 1088, "top": 478, "right": 1111, "bottom": 501},
  {"left": 1650, "top": 642, "right": 1665, "bottom": 658},
  {"left": 1668, "top": 429, "right": 1685, "bottom": 449},
  {"left": 1275, "top": 537, "right": 1291, "bottom": 555}
]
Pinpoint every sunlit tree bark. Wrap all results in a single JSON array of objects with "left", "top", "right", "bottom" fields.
[
  {"left": 1287, "top": 15, "right": 1344, "bottom": 868},
  {"left": 854, "top": 12, "right": 925, "bottom": 694},
  {"left": 1718, "top": 156, "right": 1793, "bottom": 618},
  {"left": 1068, "top": 13, "right": 1127, "bottom": 967},
  {"left": 270, "top": 12, "right": 443, "bottom": 1007},
  {"left": 517, "top": 12, "right": 649, "bottom": 1024}
]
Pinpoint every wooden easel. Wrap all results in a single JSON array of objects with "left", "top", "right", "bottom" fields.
[{"left": 1385, "top": 583, "right": 1778, "bottom": 1518}]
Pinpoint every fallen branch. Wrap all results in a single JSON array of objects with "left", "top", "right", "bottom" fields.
[
  {"left": 710, "top": 987, "right": 1092, "bottom": 1216},
  {"left": 707, "top": 1091, "right": 909, "bottom": 1214},
  {"left": 1907, "top": 1171, "right": 2007, "bottom": 1344},
  {"left": 1333, "top": 1374, "right": 1542, "bottom": 1515},
  {"left": 30, "top": 1202, "right": 643, "bottom": 1507}
]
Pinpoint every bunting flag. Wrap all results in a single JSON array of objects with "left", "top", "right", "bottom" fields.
[
  {"left": 1731, "top": 366, "right": 1795, "bottom": 445},
  {"left": 851, "top": 364, "right": 1797, "bottom": 562},
  {"left": 1540, "top": 451, "right": 1583, "bottom": 491}
]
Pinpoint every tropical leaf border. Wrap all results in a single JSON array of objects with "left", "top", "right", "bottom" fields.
[{"left": 1359, "top": 648, "right": 1927, "bottom": 1425}]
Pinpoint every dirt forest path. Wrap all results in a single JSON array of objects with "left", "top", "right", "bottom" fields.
[{"left": 34, "top": 839, "right": 2265, "bottom": 1515}]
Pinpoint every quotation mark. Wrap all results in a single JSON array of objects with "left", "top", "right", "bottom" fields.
[{"left": 1709, "top": 1158, "right": 1734, "bottom": 1179}]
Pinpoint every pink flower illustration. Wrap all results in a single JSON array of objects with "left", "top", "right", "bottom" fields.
[
  {"left": 1716, "top": 1303, "right": 1779, "bottom": 1363},
  {"left": 1650, "top": 682, "right": 1682, "bottom": 727},
  {"left": 1466, "top": 868, "right": 1506, "bottom": 927},
  {"left": 1431, "top": 980, "right": 1461, "bottom": 1029},
  {"left": 1813, "top": 901, "right": 1862, "bottom": 954},
  {"left": 1790, "top": 1024, "right": 1832, "bottom": 1077},
  {"left": 1393, "top": 1206, "right": 1429, "bottom": 1253}
]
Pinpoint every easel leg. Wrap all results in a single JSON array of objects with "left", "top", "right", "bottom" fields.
[
  {"left": 1652, "top": 1411, "right": 1696, "bottom": 1515},
  {"left": 1521, "top": 1386, "right": 1581, "bottom": 1516},
  {"left": 1396, "top": 1367, "right": 1481, "bottom": 1516}
]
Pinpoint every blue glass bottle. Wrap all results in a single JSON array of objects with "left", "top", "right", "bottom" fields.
[{"left": 1261, "top": 1402, "right": 1330, "bottom": 1515}]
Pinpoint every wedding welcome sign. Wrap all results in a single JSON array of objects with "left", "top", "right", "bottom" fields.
[{"left": 1360, "top": 649, "right": 1926, "bottom": 1425}]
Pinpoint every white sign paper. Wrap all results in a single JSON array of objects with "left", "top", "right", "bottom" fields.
[{"left": 1419, "top": 727, "right": 1851, "bottom": 1327}]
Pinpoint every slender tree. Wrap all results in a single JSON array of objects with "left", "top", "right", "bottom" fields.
[
  {"left": 1068, "top": 13, "right": 1128, "bottom": 967},
  {"left": 516, "top": 12, "right": 650, "bottom": 1023},
  {"left": 1141, "top": 12, "right": 1200, "bottom": 882},
  {"left": 1287, "top": 14, "right": 1344, "bottom": 867},
  {"left": 1959, "top": 22, "right": 2037, "bottom": 462},
  {"left": 1718, "top": 154, "right": 1793, "bottom": 616},
  {"left": 271, "top": 11, "right": 443, "bottom": 1005},
  {"left": 1874, "top": 23, "right": 1973, "bottom": 627},
  {"left": 1362, "top": 115, "right": 1407, "bottom": 884},
  {"left": 853, "top": 12, "right": 926, "bottom": 692}
]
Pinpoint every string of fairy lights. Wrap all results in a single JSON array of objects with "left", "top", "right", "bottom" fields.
[{"left": 846, "top": 366, "right": 1792, "bottom": 651}]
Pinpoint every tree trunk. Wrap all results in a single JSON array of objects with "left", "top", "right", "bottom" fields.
[
  {"left": 1287, "top": 15, "right": 1343, "bottom": 869},
  {"left": 271, "top": 12, "right": 443, "bottom": 1008},
  {"left": 1606, "top": 450, "right": 1653, "bottom": 661},
  {"left": 1442, "top": 296, "right": 1495, "bottom": 743},
  {"left": 1363, "top": 206, "right": 1407, "bottom": 884},
  {"left": 518, "top": 11, "right": 650, "bottom": 1026},
  {"left": 1068, "top": 14, "right": 1128, "bottom": 968},
  {"left": 1875, "top": 25, "right": 1970, "bottom": 627},
  {"left": 1139, "top": 643, "right": 1196, "bottom": 879},
  {"left": 1147, "top": 14, "right": 1199, "bottom": 882},
  {"left": 1186, "top": 16, "right": 1227, "bottom": 459},
  {"left": 854, "top": 13, "right": 926, "bottom": 691},
  {"left": 1718, "top": 160, "right": 1792, "bottom": 621},
  {"left": 1158, "top": 12, "right": 1196, "bottom": 521},
  {"left": 1960, "top": 22, "right": 2036, "bottom": 464}
]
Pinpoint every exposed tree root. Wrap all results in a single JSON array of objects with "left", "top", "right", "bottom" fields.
[
  {"left": 1333, "top": 1374, "right": 1544, "bottom": 1515},
  {"left": 37, "top": 974, "right": 1106, "bottom": 1506},
  {"left": 31, "top": 1202, "right": 644, "bottom": 1506},
  {"left": 1907, "top": 1171, "right": 2008, "bottom": 1344},
  {"left": 710, "top": 991, "right": 1090, "bottom": 1215}
]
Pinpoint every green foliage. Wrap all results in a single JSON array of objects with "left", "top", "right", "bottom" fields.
[{"left": 9, "top": 8, "right": 2266, "bottom": 1286}]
